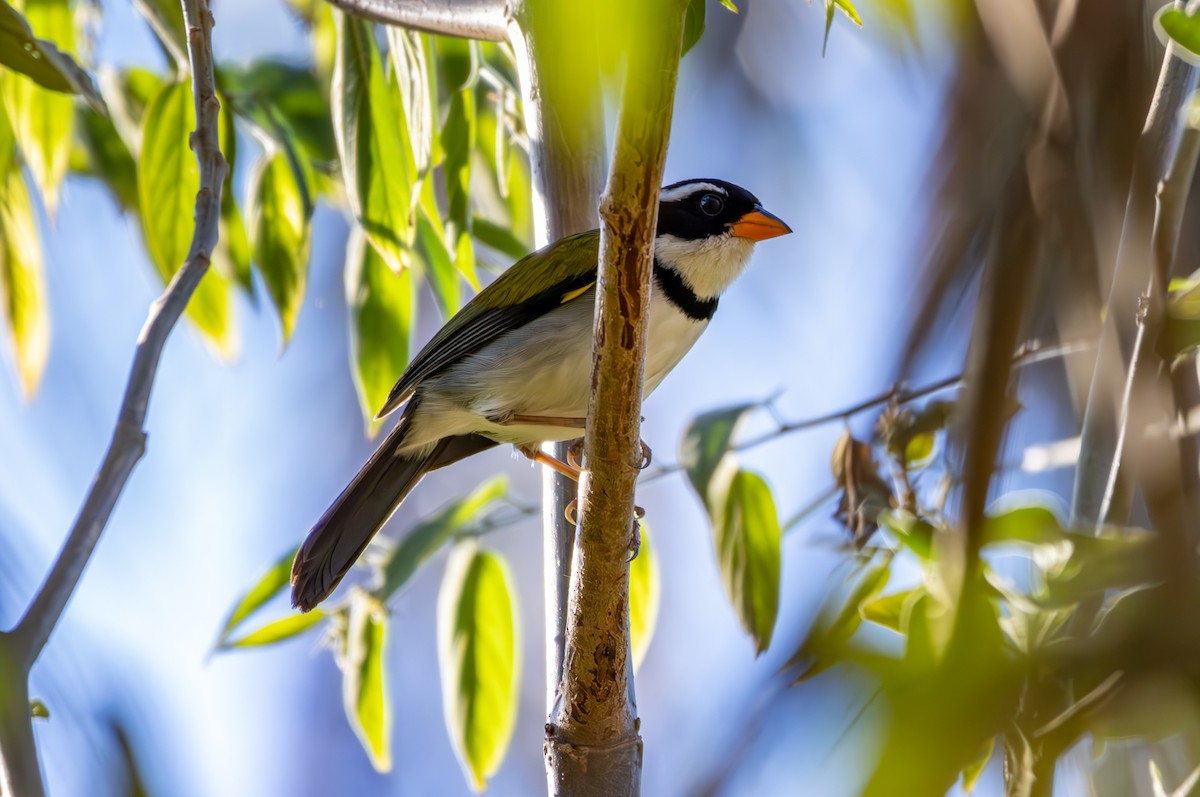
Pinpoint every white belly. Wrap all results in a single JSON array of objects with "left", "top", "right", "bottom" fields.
[{"left": 402, "top": 286, "right": 708, "bottom": 451}]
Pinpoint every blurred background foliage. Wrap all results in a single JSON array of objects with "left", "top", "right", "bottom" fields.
[{"left": 5, "top": 0, "right": 1200, "bottom": 795}]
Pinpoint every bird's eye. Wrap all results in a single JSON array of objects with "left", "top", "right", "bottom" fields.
[{"left": 699, "top": 193, "right": 724, "bottom": 216}]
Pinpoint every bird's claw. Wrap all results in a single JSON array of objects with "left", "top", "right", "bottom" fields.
[
  {"left": 637, "top": 440, "right": 653, "bottom": 470},
  {"left": 565, "top": 499, "right": 578, "bottom": 526},
  {"left": 567, "top": 439, "right": 585, "bottom": 470},
  {"left": 627, "top": 517, "right": 643, "bottom": 562}
]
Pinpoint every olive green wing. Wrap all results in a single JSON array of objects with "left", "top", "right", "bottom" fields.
[{"left": 375, "top": 230, "right": 600, "bottom": 419}]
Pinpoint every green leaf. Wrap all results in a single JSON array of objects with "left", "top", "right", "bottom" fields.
[
  {"left": 0, "top": 168, "right": 48, "bottom": 396},
  {"left": 822, "top": 0, "right": 863, "bottom": 56},
  {"left": 214, "top": 546, "right": 299, "bottom": 648},
  {"left": 438, "top": 542, "right": 520, "bottom": 792},
  {"left": 679, "top": 402, "right": 758, "bottom": 511},
  {"left": 345, "top": 226, "right": 415, "bottom": 434},
  {"left": 879, "top": 509, "right": 934, "bottom": 559},
  {"left": 714, "top": 469, "right": 782, "bottom": 654},
  {"left": 416, "top": 196, "right": 461, "bottom": 317},
  {"left": 216, "top": 189, "right": 253, "bottom": 298},
  {"left": 29, "top": 698, "right": 48, "bottom": 719},
  {"left": 981, "top": 504, "right": 1064, "bottom": 547},
  {"left": 961, "top": 735, "right": 994, "bottom": 793},
  {"left": 718, "top": 0, "right": 739, "bottom": 12},
  {"left": 682, "top": 0, "right": 706, "bottom": 56},
  {"left": 138, "top": 79, "right": 236, "bottom": 357},
  {"left": 377, "top": 476, "right": 507, "bottom": 600},
  {"left": 73, "top": 106, "right": 139, "bottom": 211},
  {"left": 629, "top": 520, "right": 661, "bottom": 671},
  {"left": 440, "top": 49, "right": 476, "bottom": 289},
  {"left": 1158, "top": 7, "right": 1200, "bottom": 61},
  {"left": 339, "top": 592, "right": 392, "bottom": 772},
  {"left": 217, "top": 60, "right": 336, "bottom": 167},
  {"left": 220, "top": 610, "right": 325, "bottom": 649},
  {"left": 248, "top": 149, "right": 312, "bottom": 344},
  {"left": 1, "top": 0, "right": 76, "bottom": 213},
  {"left": 861, "top": 588, "right": 918, "bottom": 634},
  {"left": 0, "top": 0, "right": 103, "bottom": 110},
  {"left": 130, "top": 0, "right": 186, "bottom": 68},
  {"left": 790, "top": 551, "right": 891, "bottom": 680},
  {"left": 386, "top": 27, "right": 433, "bottom": 176},
  {"left": 472, "top": 215, "right": 529, "bottom": 262},
  {"left": 333, "top": 12, "right": 415, "bottom": 273},
  {"left": 98, "top": 65, "right": 163, "bottom": 157}
]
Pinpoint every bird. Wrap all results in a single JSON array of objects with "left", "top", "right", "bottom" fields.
[{"left": 291, "top": 178, "right": 791, "bottom": 612}]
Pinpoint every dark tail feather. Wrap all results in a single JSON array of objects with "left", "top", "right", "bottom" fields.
[{"left": 290, "top": 404, "right": 498, "bottom": 612}]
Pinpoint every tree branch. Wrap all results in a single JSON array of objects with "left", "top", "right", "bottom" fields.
[
  {"left": 545, "top": 3, "right": 686, "bottom": 794},
  {"left": 322, "top": 0, "right": 508, "bottom": 40},
  {"left": 0, "top": 1, "right": 225, "bottom": 793}
]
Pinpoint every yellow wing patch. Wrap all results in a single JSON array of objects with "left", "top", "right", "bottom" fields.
[{"left": 561, "top": 282, "right": 595, "bottom": 304}]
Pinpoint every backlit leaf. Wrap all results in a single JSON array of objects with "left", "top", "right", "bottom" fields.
[
  {"left": 0, "top": 0, "right": 102, "bottom": 109},
  {"left": 29, "top": 698, "right": 48, "bottom": 718},
  {"left": 981, "top": 504, "right": 1063, "bottom": 547},
  {"left": 333, "top": 12, "right": 414, "bottom": 273},
  {"left": 440, "top": 41, "right": 476, "bottom": 288},
  {"left": 216, "top": 189, "right": 253, "bottom": 297},
  {"left": 377, "top": 476, "right": 507, "bottom": 601},
  {"left": 472, "top": 215, "right": 529, "bottom": 263},
  {"left": 217, "top": 60, "right": 336, "bottom": 167},
  {"left": 0, "top": 168, "right": 48, "bottom": 395},
  {"left": 220, "top": 610, "right": 325, "bottom": 649},
  {"left": 679, "top": 401, "right": 758, "bottom": 510},
  {"left": 248, "top": 148, "right": 311, "bottom": 344},
  {"left": 416, "top": 192, "right": 460, "bottom": 316},
  {"left": 339, "top": 592, "right": 391, "bottom": 772},
  {"left": 386, "top": 27, "right": 432, "bottom": 176},
  {"left": 1, "top": 0, "right": 76, "bottom": 213},
  {"left": 682, "top": 0, "right": 706, "bottom": 56},
  {"left": 138, "top": 79, "right": 236, "bottom": 357},
  {"left": 1158, "top": 7, "right": 1200, "bottom": 61},
  {"left": 961, "top": 735, "right": 994, "bottom": 793},
  {"left": 629, "top": 520, "right": 661, "bottom": 671},
  {"left": 714, "top": 469, "right": 781, "bottom": 654},
  {"left": 438, "top": 542, "right": 519, "bottom": 792},
  {"left": 130, "top": 0, "right": 186, "bottom": 67},
  {"left": 73, "top": 106, "right": 138, "bottom": 211},
  {"left": 861, "top": 588, "right": 918, "bottom": 634},
  {"left": 345, "top": 226, "right": 415, "bottom": 434},
  {"left": 214, "top": 545, "right": 299, "bottom": 649},
  {"left": 822, "top": 0, "right": 863, "bottom": 56}
]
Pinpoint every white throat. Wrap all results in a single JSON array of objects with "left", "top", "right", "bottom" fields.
[{"left": 653, "top": 233, "right": 756, "bottom": 299}]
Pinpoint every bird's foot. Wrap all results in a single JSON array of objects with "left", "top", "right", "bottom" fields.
[
  {"left": 565, "top": 499, "right": 578, "bottom": 526},
  {"left": 567, "top": 438, "right": 585, "bottom": 470},
  {"left": 637, "top": 440, "right": 652, "bottom": 470},
  {"left": 517, "top": 444, "right": 581, "bottom": 482},
  {"left": 628, "top": 517, "right": 643, "bottom": 562}
]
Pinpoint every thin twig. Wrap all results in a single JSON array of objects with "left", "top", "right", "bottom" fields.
[
  {"left": 0, "top": 5, "right": 225, "bottom": 793},
  {"left": 12, "top": 0, "right": 227, "bottom": 666},
  {"left": 323, "top": 0, "right": 509, "bottom": 41}
]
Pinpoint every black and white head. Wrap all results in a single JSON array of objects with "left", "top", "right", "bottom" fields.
[{"left": 654, "top": 179, "right": 791, "bottom": 301}]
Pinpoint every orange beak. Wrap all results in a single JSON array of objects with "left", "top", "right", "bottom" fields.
[{"left": 730, "top": 206, "right": 792, "bottom": 241}]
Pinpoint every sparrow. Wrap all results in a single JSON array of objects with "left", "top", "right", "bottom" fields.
[{"left": 291, "top": 178, "right": 791, "bottom": 611}]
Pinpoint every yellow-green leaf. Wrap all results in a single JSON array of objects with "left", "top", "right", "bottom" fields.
[
  {"left": 216, "top": 188, "right": 253, "bottom": 297},
  {"left": 0, "top": 0, "right": 102, "bottom": 109},
  {"left": 861, "top": 588, "right": 918, "bottom": 634},
  {"left": 961, "top": 735, "right": 994, "bottom": 793},
  {"left": 332, "top": 12, "right": 414, "bottom": 273},
  {"left": 438, "top": 542, "right": 520, "bottom": 792},
  {"left": 440, "top": 39, "right": 476, "bottom": 289},
  {"left": 1, "top": 0, "right": 76, "bottom": 213},
  {"left": 714, "top": 469, "right": 782, "bottom": 654},
  {"left": 29, "top": 698, "right": 48, "bottom": 718},
  {"left": 345, "top": 225, "right": 414, "bottom": 434},
  {"left": 339, "top": 592, "right": 391, "bottom": 772},
  {"left": 1158, "top": 6, "right": 1200, "bottom": 61},
  {"left": 220, "top": 610, "right": 325, "bottom": 650},
  {"left": 214, "top": 545, "right": 299, "bottom": 649},
  {"left": 248, "top": 149, "right": 311, "bottom": 344},
  {"left": 822, "top": 0, "right": 863, "bottom": 56},
  {"left": 138, "top": 79, "right": 236, "bottom": 357},
  {"left": 73, "top": 105, "right": 138, "bottom": 212},
  {"left": 629, "top": 520, "right": 661, "bottom": 671},
  {"left": 0, "top": 168, "right": 48, "bottom": 395},
  {"left": 130, "top": 0, "right": 186, "bottom": 68},
  {"left": 386, "top": 27, "right": 432, "bottom": 176},
  {"left": 376, "top": 476, "right": 507, "bottom": 600}
]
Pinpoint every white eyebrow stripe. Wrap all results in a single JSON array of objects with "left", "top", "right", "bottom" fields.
[{"left": 660, "top": 182, "right": 726, "bottom": 202}]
